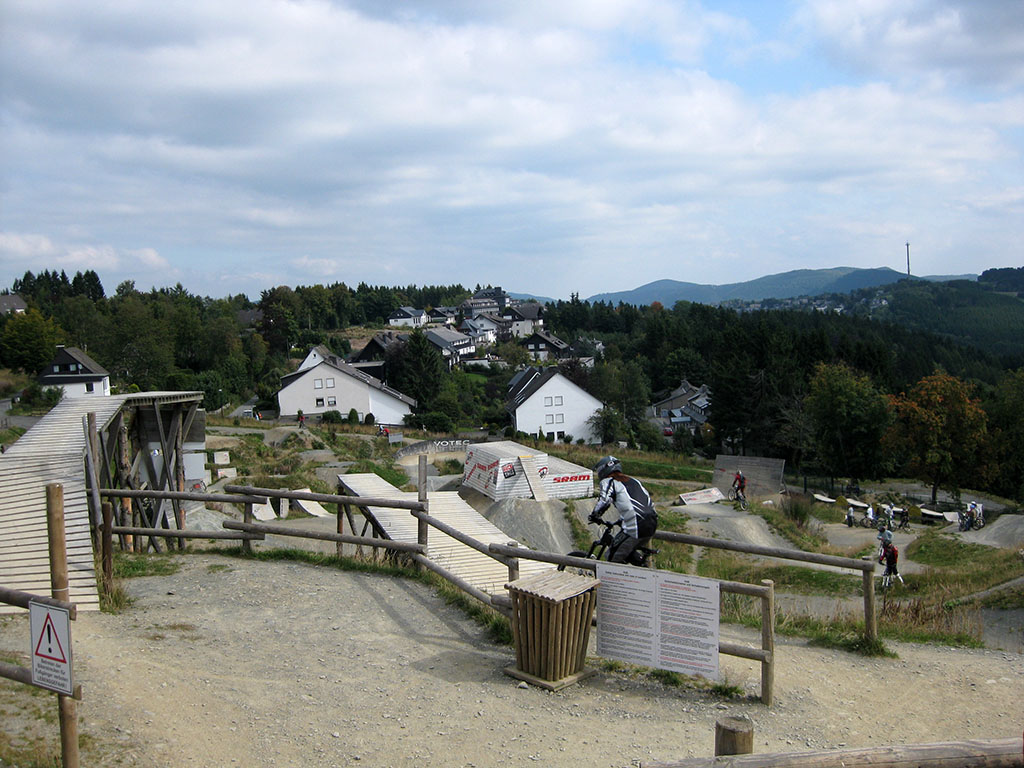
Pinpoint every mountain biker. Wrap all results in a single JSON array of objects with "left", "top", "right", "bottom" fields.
[
  {"left": 866, "top": 503, "right": 875, "bottom": 525},
  {"left": 965, "top": 501, "right": 978, "bottom": 529},
  {"left": 732, "top": 470, "right": 747, "bottom": 501},
  {"left": 879, "top": 538, "right": 904, "bottom": 586},
  {"left": 589, "top": 456, "right": 658, "bottom": 564}
]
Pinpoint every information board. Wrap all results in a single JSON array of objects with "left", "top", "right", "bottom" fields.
[
  {"left": 595, "top": 564, "right": 719, "bottom": 680},
  {"left": 29, "top": 601, "right": 73, "bottom": 695}
]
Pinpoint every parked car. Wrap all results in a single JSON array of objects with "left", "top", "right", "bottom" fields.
[{"left": 663, "top": 427, "right": 674, "bottom": 436}]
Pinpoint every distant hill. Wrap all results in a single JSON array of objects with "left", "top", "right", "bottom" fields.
[{"left": 585, "top": 267, "right": 977, "bottom": 306}]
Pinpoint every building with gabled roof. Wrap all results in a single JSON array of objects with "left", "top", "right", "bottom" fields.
[
  {"left": 519, "top": 330, "right": 570, "bottom": 361},
  {"left": 387, "top": 306, "right": 427, "bottom": 328},
  {"left": 502, "top": 301, "right": 544, "bottom": 337},
  {"left": 423, "top": 327, "right": 475, "bottom": 368},
  {"left": 506, "top": 366, "right": 603, "bottom": 444},
  {"left": 427, "top": 306, "right": 458, "bottom": 326},
  {"left": 651, "top": 379, "right": 711, "bottom": 434},
  {"left": 0, "top": 294, "right": 27, "bottom": 314},
  {"left": 278, "top": 351, "right": 415, "bottom": 424},
  {"left": 38, "top": 345, "right": 110, "bottom": 398}
]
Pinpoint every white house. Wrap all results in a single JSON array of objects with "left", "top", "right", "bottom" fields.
[
  {"left": 37, "top": 346, "right": 110, "bottom": 398},
  {"left": 387, "top": 307, "right": 427, "bottom": 328},
  {"left": 277, "top": 356, "right": 415, "bottom": 424},
  {"left": 502, "top": 302, "right": 544, "bottom": 338},
  {"left": 506, "top": 367, "right": 603, "bottom": 444}
]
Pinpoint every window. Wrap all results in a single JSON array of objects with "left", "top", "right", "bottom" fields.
[
  {"left": 544, "top": 396, "right": 552, "bottom": 406},
  {"left": 546, "top": 432, "right": 555, "bottom": 441},
  {"left": 315, "top": 398, "right": 325, "bottom": 407},
  {"left": 556, "top": 431, "right": 564, "bottom": 440},
  {"left": 327, "top": 397, "right": 336, "bottom": 406},
  {"left": 554, "top": 396, "right": 563, "bottom": 406},
  {"left": 314, "top": 378, "right": 323, "bottom": 389},
  {"left": 326, "top": 378, "right": 335, "bottom": 388},
  {"left": 555, "top": 414, "right": 564, "bottom": 424},
  {"left": 85, "top": 382, "right": 94, "bottom": 393},
  {"left": 545, "top": 414, "right": 554, "bottom": 424}
]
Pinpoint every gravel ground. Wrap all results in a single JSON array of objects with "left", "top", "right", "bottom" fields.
[{"left": 2, "top": 554, "right": 1022, "bottom": 767}]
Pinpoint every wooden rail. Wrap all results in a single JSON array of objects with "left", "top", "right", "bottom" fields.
[
  {"left": 222, "top": 520, "right": 426, "bottom": 554},
  {"left": 654, "top": 530, "right": 878, "bottom": 640},
  {"left": 224, "top": 484, "right": 428, "bottom": 512},
  {"left": 648, "top": 736, "right": 1024, "bottom": 767}
]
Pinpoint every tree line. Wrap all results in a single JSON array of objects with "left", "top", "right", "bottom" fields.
[{"left": 3, "top": 268, "right": 1023, "bottom": 503}]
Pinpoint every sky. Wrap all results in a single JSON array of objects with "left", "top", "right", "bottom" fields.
[{"left": 1, "top": 1, "right": 1022, "bottom": 302}]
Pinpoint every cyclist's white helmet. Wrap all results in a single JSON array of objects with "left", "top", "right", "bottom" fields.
[{"left": 593, "top": 456, "right": 622, "bottom": 480}]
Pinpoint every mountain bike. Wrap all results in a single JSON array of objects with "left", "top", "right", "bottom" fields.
[
  {"left": 858, "top": 510, "right": 876, "bottom": 528},
  {"left": 895, "top": 509, "right": 911, "bottom": 532},
  {"left": 728, "top": 487, "right": 749, "bottom": 511},
  {"left": 558, "top": 518, "right": 658, "bottom": 573}
]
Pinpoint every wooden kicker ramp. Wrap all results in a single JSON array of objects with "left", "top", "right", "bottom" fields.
[{"left": 338, "top": 473, "right": 553, "bottom": 594}]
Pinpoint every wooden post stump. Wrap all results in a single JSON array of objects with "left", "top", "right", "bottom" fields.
[{"left": 715, "top": 715, "right": 754, "bottom": 756}]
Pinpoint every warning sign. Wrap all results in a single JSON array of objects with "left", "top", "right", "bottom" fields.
[{"left": 29, "top": 602, "right": 73, "bottom": 695}]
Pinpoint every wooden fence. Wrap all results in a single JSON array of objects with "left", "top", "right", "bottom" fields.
[
  {"left": 649, "top": 736, "right": 1024, "bottom": 767},
  {"left": 96, "top": 457, "right": 780, "bottom": 703},
  {"left": 652, "top": 530, "right": 878, "bottom": 640}
]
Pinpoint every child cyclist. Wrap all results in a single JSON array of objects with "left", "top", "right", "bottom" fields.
[{"left": 879, "top": 532, "right": 904, "bottom": 588}]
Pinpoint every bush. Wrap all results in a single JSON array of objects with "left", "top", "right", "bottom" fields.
[
  {"left": 320, "top": 410, "right": 343, "bottom": 424},
  {"left": 347, "top": 408, "right": 359, "bottom": 425},
  {"left": 364, "top": 412, "right": 375, "bottom": 426},
  {"left": 420, "top": 411, "right": 454, "bottom": 433}
]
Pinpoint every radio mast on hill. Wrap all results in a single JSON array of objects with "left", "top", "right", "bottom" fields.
[{"left": 906, "top": 242, "right": 911, "bottom": 276}]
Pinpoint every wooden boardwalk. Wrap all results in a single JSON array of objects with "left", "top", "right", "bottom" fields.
[
  {"left": 0, "top": 396, "right": 129, "bottom": 613},
  {"left": 338, "top": 473, "right": 553, "bottom": 595}
]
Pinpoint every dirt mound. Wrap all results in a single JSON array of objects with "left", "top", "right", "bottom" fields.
[
  {"left": 968, "top": 514, "right": 1024, "bottom": 549},
  {"left": 459, "top": 487, "right": 576, "bottom": 555}
]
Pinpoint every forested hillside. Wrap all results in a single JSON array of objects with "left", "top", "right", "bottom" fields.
[{"left": 3, "top": 268, "right": 1023, "bottom": 503}]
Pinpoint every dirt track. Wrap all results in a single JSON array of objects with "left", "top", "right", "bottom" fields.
[{"left": 2, "top": 554, "right": 1023, "bottom": 767}]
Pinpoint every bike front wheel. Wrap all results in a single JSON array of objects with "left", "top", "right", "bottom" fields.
[
  {"left": 558, "top": 551, "right": 595, "bottom": 576},
  {"left": 973, "top": 518, "right": 986, "bottom": 530}
]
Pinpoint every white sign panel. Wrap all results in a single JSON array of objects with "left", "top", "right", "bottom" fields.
[
  {"left": 678, "top": 487, "right": 725, "bottom": 505},
  {"left": 29, "top": 601, "right": 73, "bottom": 695},
  {"left": 596, "top": 564, "right": 720, "bottom": 680}
]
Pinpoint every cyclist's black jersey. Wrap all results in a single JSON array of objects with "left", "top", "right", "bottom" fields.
[{"left": 593, "top": 474, "right": 658, "bottom": 538}]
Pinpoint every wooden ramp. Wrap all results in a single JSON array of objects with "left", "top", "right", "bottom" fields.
[
  {"left": 0, "top": 396, "right": 130, "bottom": 614},
  {"left": 338, "top": 473, "right": 553, "bottom": 594},
  {"left": 519, "top": 455, "right": 549, "bottom": 501}
]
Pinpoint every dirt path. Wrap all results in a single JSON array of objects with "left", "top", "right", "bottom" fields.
[{"left": 3, "top": 554, "right": 1022, "bottom": 767}]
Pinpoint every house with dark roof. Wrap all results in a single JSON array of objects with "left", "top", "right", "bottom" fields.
[
  {"left": 650, "top": 380, "right": 711, "bottom": 434},
  {"left": 506, "top": 367, "right": 603, "bottom": 444},
  {"left": 519, "top": 330, "right": 570, "bottom": 361},
  {"left": 387, "top": 306, "right": 427, "bottom": 328},
  {"left": 0, "top": 294, "right": 27, "bottom": 315},
  {"left": 424, "top": 328, "right": 475, "bottom": 368},
  {"left": 38, "top": 346, "right": 110, "bottom": 398},
  {"left": 278, "top": 348, "right": 415, "bottom": 423},
  {"left": 350, "top": 331, "right": 407, "bottom": 363},
  {"left": 427, "top": 306, "right": 458, "bottom": 326},
  {"left": 501, "top": 301, "right": 544, "bottom": 338},
  {"left": 457, "top": 317, "right": 497, "bottom": 347}
]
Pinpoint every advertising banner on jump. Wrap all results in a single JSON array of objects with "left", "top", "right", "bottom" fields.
[{"left": 595, "top": 564, "right": 720, "bottom": 680}]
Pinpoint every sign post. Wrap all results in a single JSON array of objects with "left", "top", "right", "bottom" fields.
[{"left": 30, "top": 601, "right": 73, "bottom": 695}]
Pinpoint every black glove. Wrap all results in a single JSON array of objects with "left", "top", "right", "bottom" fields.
[{"left": 588, "top": 512, "right": 602, "bottom": 524}]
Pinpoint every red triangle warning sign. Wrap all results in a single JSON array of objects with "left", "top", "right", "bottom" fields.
[{"left": 34, "top": 612, "right": 67, "bottom": 664}]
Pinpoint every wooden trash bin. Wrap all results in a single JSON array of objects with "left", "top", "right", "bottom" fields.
[{"left": 504, "top": 570, "right": 600, "bottom": 691}]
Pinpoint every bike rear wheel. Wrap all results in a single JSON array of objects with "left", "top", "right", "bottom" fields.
[{"left": 973, "top": 518, "right": 986, "bottom": 530}]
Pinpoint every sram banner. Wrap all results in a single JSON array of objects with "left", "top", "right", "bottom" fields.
[{"left": 552, "top": 473, "right": 591, "bottom": 483}]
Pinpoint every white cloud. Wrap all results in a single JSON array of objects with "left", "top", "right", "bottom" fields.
[{"left": 0, "top": 1, "right": 1021, "bottom": 299}]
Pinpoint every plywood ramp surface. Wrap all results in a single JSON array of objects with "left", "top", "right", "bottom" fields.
[{"left": 338, "top": 473, "right": 552, "bottom": 594}]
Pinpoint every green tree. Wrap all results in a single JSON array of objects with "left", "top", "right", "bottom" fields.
[
  {"left": 987, "top": 368, "right": 1024, "bottom": 501},
  {"left": 883, "top": 372, "right": 988, "bottom": 503},
  {"left": 389, "top": 329, "right": 443, "bottom": 411},
  {"left": 587, "top": 406, "right": 627, "bottom": 445},
  {"left": 804, "top": 362, "right": 891, "bottom": 483},
  {"left": 0, "top": 309, "right": 65, "bottom": 373}
]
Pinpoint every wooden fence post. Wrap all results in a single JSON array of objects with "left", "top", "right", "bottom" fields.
[
  {"left": 46, "top": 483, "right": 80, "bottom": 768},
  {"left": 715, "top": 715, "right": 754, "bottom": 756},
  {"left": 243, "top": 503, "right": 253, "bottom": 554},
  {"left": 417, "top": 455, "right": 428, "bottom": 566},
  {"left": 862, "top": 556, "right": 877, "bottom": 641},
  {"left": 101, "top": 501, "right": 114, "bottom": 596},
  {"left": 506, "top": 540, "right": 520, "bottom": 583},
  {"left": 760, "top": 579, "right": 775, "bottom": 707}
]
